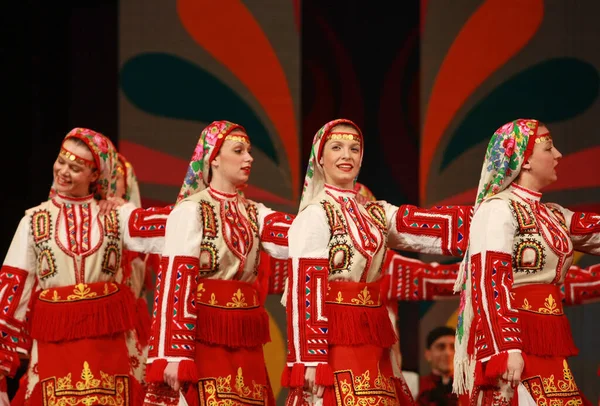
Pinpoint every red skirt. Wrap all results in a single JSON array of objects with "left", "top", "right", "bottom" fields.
[
  {"left": 144, "top": 279, "right": 274, "bottom": 406},
  {"left": 14, "top": 282, "right": 143, "bottom": 406},
  {"left": 284, "top": 281, "right": 415, "bottom": 406},
  {"left": 472, "top": 284, "right": 589, "bottom": 406}
]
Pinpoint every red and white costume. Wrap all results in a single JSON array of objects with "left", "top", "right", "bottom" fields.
[
  {"left": 1, "top": 128, "right": 170, "bottom": 405},
  {"left": 143, "top": 121, "right": 292, "bottom": 406},
  {"left": 283, "top": 119, "right": 471, "bottom": 406}
]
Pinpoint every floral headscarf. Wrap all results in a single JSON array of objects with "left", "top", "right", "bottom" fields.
[
  {"left": 453, "top": 118, "right": 543, "bottom": 394},
  {"left": 117, "top": 153, "right": 142, "bottom": 207},
  {"left": 354, "top": 182, "right": 376, "bottom": 205},
  {"left": 177, "top": 120, "right": 247, "bottom": 203},
  {"left": 299, "top": 119, "right": 363, "bottom": 212},
  {"left": 49, "top": 128, "right": 119, "bottom": 201}
]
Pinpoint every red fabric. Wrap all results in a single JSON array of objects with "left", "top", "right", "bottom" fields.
[
  {"left": 146, "top": 342, "right": 272, "bottom": 406},
  {"left": 30, "top": 282, "right": 135, "bottom": 342},
  {"left": 26, "top": 336, "right": 141, "bottom": 405}
]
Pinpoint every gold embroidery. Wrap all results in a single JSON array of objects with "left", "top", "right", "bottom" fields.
[
  {"left": 197, "top": 283, "right": 206, "bottom": 300},
  {"left": 327, "top": 132, "right": 361, "bottom": 143},
  {"left": 522, "top": 298, "right": 532, "bottom": 310},
  {"left": 68, "top": 284, "right": 98, "bottom": 301},
  {"left": 41, "top": 361, "right": 129, "bottom": 405},
  {"left": 335, "top": 291, "right": 344, "bottom": 303},
  {"left": 39, "top": 283, "right": 119, "bottom": 303},
  {"left": 538, "top": 294, "right": 561, "bottom": 314},
  {"left": 225, "top": 134, "right": 250, "bottom": 144},
  {"left": 199, "top": 367, "right": 265, "bottom": 406},
  {"left": 522, "top": 360, "right": 582, "bottom": 406},
  {"left": 351, "top": 286, "right": 375, "bottom": 305},
  {"left": 209, "top": 293, "right": 218, "bottom": 306},
  {"left": 335, "top": 369, "right": 397, "bottom": 406},
  {"left": 227, "top": 289, "right": 248, "bottom": 308}
]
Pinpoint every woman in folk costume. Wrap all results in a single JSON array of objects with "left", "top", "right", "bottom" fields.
[
  {"left": 116, "top": 153, "right": 160, "bottom": 388},
  {"left": 283, "top": 119, "right": 472, "bottom": 406},
  {"left": 452, "top": 119, "right": 600, "bottom": 405},
  {"left": 143, "top": 120, "right": 292, "bottom": 406},
  {"left": 0, "top": 128, "right": 170, "bottom": 405}
]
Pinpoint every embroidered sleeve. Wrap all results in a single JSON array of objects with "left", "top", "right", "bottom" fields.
[
  {"left": 257, "top": 251, "right": 290, "bottom": 295},
  {"left": 147, "top": 201, "right": 202, "bottom": 366},
  {"left": 469, "top": 199, "right": 522, "bottom": 362},
  {"left": 0, "top": 215, "right": 38, "bottom": 376},
  {"left": 382, "top": 202, "right": 472, "bottom": 257},
  {"left": 253, "top": 202, "right": 295, "bottom": 260},
  {"left": 561, "top": 263, "right": 600, "bottom": 305},
  {"left": 120, "top": 202, "right": 173, "bottom": 254},
  {"left": 383, "top": 250, "right": 459, "bottom": 301},
  {"left": 549, "top": 204, "right": 600, "bottom": 255},
  {"left": 286, "top": 205, "right": 331, "bottom": 366}
]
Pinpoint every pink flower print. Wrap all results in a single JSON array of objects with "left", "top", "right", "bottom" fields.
[
  {"left": 503, "top": 137, "right": 515, "bottom": 157},
  {"left": 191, "top": 143, "right": 204, "bottom": 161},
  {"left": 492, "top": 184, "right": 500, "bottom": 193},
  {"left": 205, "top": 125, "right": 221, "bottom": 145},
  {"left": 499, "top": 122, "right": 514, "bottom": 135},
  {"left": 93, "top": 134, "right": 109, "bottom": 153}
]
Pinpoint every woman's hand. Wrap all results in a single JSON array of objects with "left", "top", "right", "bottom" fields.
[
  {"left": 164, "top": 362, "right": 181, "bottom": 391},
  {"left": 502, "top": 352, "right": 524, "bottom": 388},
  {"left": 98, "top": 196, "right": 126, "bottom": 215},
  {"left": 304, "top": 366, "right": 325, "bottom": 398}
]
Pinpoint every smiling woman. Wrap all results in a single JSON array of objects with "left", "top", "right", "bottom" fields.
[
  {"left": 282, "top": 118, "right": 473, "bottom": 406},
  {"left": 0, "top": 128, "right": 172, "bottom": 405}
]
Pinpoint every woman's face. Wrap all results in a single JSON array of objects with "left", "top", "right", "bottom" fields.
[
  {"left": 320, "top": 126, "right": 362, "bottom": 189},
  {"left": 523, "top": 126, "right": 562, "bottom": 188},
  {"left": 53, "top": 139, "right": 99, "bottom": 197},
  {"left": 211, "top": 132, "right": 254, "bottom": 187}
]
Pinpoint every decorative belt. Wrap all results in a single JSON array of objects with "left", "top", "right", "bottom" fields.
[
  {"left": 196, "top": 278, "right": 260, "bottom": 310},
  {"left": 326, "top": 280, "right": 383, "bottom": 308},
  {"left": 512, "top": 284, "right": 563, "bottom": 316}
]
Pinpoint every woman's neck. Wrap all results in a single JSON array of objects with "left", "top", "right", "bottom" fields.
[{"left": 209, "top": 178, "right": 237, "bottom": 194}]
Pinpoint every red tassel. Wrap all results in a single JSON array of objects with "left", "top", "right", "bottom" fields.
[
  {"left": 327, "top": 303, "right": 397, "bottom": 348},
  {"left": 145, "top": 359, "right": 168, "bottom": 383},
  {"left": 30, "top": 284, "right": 136, "bottom": 342},
  {"left": 484, "top": 352, "right": 509, "bottom": 379},
  {"left": 289, "top": 363, "right": 306, "bottom": 388},
  {"left": 315, "top": 363, "right": 334, "bottom": 387},
  {"left": 519, "top": 312, "right": 578, "bottom": 357},
  {"left": 474, "top": 360, "right": 484, "bottom": 385},
  {"left": 322, "top": 386, "right": 336, "bottom": 406},
  {"left": 177, "top": 359, "right": 199, "bottom": 383},
  {"left": 281, "top": 365, "right": 291, "bottom": 387},
  {"left": 134, "top": 297, "right": 151, "bottom": 347},
  {"left": 121, "top": 249, "right": 140, "bottom": 281},
  {"left": 196, "top": 305, "right": 270, "bottom": 348}
]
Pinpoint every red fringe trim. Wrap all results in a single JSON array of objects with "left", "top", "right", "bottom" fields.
[
  {"left": 475, "top": 352, "right": 508, "bottom": 386},
  {"left": 196, "top": 305, "right": 270, "bottom": 348},
  {"left": 30, "top": 285, "right": 135, "bottom": 342},
  {"left": 315, "top": 363, "right": 334, "bottom": 386},
  {"left": 519, "top": 312, "right": 578, "bottom": 357},
  {"left": 134, "top": 297, "right": 151, "bottom": 347},
  {"left": 289, "top": 363, "right": 306, "bottom": 388},
  {"left": 145, "top": 359, "right": 168, "bottom": 383},
  {"left": 178, "top": 359, "right": 199, "bottom": 383},
  {"left": 327, "top": 303, "right": 397, "bottom": 347}
]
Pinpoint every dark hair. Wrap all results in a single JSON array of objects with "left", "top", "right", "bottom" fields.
[{"left": 426, "top": 326, "right": 455, "bottom": 349}]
